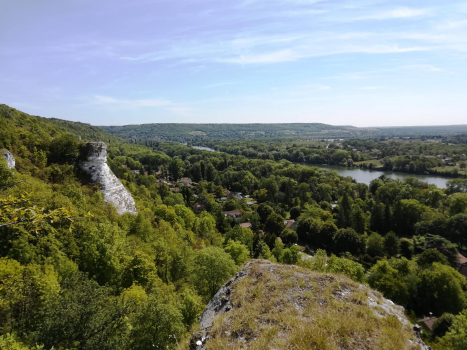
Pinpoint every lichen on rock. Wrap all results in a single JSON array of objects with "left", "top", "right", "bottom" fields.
[
  {"left": 79, "top": 142, "right": 137, "bottom": 215},
  {"left": 1, "top": 149, "right": 15, "bottom": 169}
]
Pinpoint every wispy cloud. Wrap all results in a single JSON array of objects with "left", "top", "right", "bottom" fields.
[
  {"left": 402, "top": 64, "right": 443, "bottom": 72},
  {"left": 353, "top": 7, "right": 431, "bottom": 21},
  {"left": 94, "top": 95, "right": 174, "bottom": 108},
  {"left": 93, "top": 95, "right": 192, "bottom": 116},
  {"left": 205, "top": 82, "right": 238, "bottom": 88}
]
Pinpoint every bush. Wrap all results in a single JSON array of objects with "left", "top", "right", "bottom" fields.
[
  {"left": 400, "top": 238, "right": 414, "bottom": 259},
  {"left": 431, "top": 313, "right": 455, "bottom": 340},
  {"left": 333, "top": 228, "right": 365, "bottom": 256}
]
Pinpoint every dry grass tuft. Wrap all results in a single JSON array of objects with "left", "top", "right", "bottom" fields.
[{"left": 204, "top": 260, "right": 421, "bottom": 350}]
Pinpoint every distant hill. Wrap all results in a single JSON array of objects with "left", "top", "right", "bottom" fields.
[{"left": 99, "top": 122, "right": 467, "bottom": 142}]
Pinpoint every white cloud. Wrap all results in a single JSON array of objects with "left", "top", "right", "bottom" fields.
[
  {"left": 205, "top": 82, "right": 238, "bottom": 88},
  {"left": 94, "top": 95, "right": 174, "bottom": 108},
  {"left": 354, "top": 7, "right": 431, "bottom": 21},
  {"left": 402, "top": 64, "right": 443, "bottom": 72},
  {"left": 94, "top": 95, "right": 193, "bottom": 116},
  {"left": 220, "top": 49, "right": 299, "bottom": 63},
  {"left": 361, "top": 86, "right": 383, "bottom": 90}
]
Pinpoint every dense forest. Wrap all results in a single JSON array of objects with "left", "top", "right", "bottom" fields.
[
  {"left": 1, "top": 104, "right": 467, "bottom": 350},
  {"left": 191, "top": 136, "right": 467, "bottom": 177},
  {"left": 100, "top": 122, "right": 467, "bottom": 143}
]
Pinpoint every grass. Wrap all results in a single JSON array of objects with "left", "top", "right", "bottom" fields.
[
  {"left": 203, "top": 260, "right": 421, "bottom": 350},
  {"left": 432, "top": 166, "right": 467, "bottom": 175},
  {"left": 354, "top": 159, "right": 383, "bottom": 167}
]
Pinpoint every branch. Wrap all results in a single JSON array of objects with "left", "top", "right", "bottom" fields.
[
  {"left": 0, "top": 219, "right": 33, "bottom": 228},
  {"left": 0, "top": 197, "right": 47, "bottom": 208},
  {"left": 0, "top": 180, "right": 26, "bottom": 190},
  {"left": 0, "top": 216, "right": 85, "bottom": 229}
]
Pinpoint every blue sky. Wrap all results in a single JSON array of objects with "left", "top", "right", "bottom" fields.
[{"left": 1, "top": 0, "right": 467, "bottom": 126}]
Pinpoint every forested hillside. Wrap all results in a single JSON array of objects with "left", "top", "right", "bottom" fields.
[
  {"left": 100, "top": 123, "right": 358, "bottom": 142},
  {"left": 100, "top": 122, "right": 467, "bottom": 143},
  {"left": 1, "top": 105, "right": 467, "bottom": 350}
]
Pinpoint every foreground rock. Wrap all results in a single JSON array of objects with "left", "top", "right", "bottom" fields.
[
  {"left": 1, "top": 149, "right": 15, "bottom": 169},
  {"left": 79, "top": 142, "right": 137, "bottom": 215},
  {"left": 191, "top": 260, "right": 430, "bottom": 350}
]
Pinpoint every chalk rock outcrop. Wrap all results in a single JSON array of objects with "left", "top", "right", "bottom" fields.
[
  {"left": 1, "top": 149, "right": 15, "bottom": 169},
  {"left": 191, "top": 260, "right": 430, "bottom": 350},
  {"left": 79, "top": 142, "right": 137, "bottom": 215}
]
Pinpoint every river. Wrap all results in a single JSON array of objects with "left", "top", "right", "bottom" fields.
[
  {"left": 191, "top": 145, "right": 218, "bottom": 152},
  {"left": 188, "top": 145, "right": 450, "bottom": 189},
  {"left": 309, "top": 164, "right": 449, "bottom": 189}
]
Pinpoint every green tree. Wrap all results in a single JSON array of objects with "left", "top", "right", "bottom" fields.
[
  {"left": 313, "top": 220, "right": 335, "bottom": 251},
  {"left": 271, "top": 239, "right": 284, "bottom": 263},
  {"left": 438, "top": 309, "right": 467, "bottom": 349},
  {"left": 129, "top": 294, "right": 186, "bottom": 350},
  {"left": 0, "top": 158, "right": 14, "bottom": 187},
  {"left": 264, "top": 213, "right": 286, "bottom": 236},
  {"left": 333, "top": 228, "right": 365, "bottom": 256},
  {"left": 400, "top": 238, "right": 414, "bottom": 259},
  {"left": 38, "top": 272, "right": 128, "bottom": 350},
  {"left": 224, "top": 240, "right": 250, "bottom": 266},
  {"left": 431, "top": 313, "right": 455, "bottom": 340},
  {"left": 351, "top": 204, "right": 366, "bottom": 233},
  {"left": 416, "top": 263, "right": 467, "bottom": 316},
  {"left": 366, "top": 232, "right": 385, "bottom": 257},
  {"left": 368, "top": 260, "right": 410, "bottom": 306},
  {"left": 370, "top": 202, "right": 385, "bottom": 233},
  {"left": 417, "top": 249, "right": 449, "bottom": 268},
  {"left": 336, "top": 192, "right": 352, "bottom": 228},
  {"left": 280, "top": 228, "right": 298, "bottom": 245},
  {"left": 425, "top": 234, "right": 459, "bottom": 267},
  {"left": 282, "top": 245, "right": 300, "bottom": 265},
  {"left": 383, "top": 231, "right": 400, "bottom": 257},
  {"left": 48, "top": 134, "right": 79, "bottom": 164},
  {"left": 446, "top": 213, "right": 467, "bottom": 250},
  {"left": 191, "top": 246, "right": 237, "bottom": 299},
  {"left": 449, "top": 193, "right": 467, "bottom": 215}
]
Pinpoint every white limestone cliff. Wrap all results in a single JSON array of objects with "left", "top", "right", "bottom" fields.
[
  {"left": 79, "top": 142, "right": 137, "bottom": 215},
  {"left": 1, "top": 149, "right": 15, "bottom": 169}
]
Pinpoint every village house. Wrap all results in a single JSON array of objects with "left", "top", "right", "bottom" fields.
[
  {"left": 131, "top": 170, "right": 140, "bottom": 175},
  {"left": 192, "top": 203, "right": 204, "bottom": 212},
  {"left": 418, "top": 314, "right": 437, "bottom": 331},
  {"left": 179, "top": 177, "right": 193, "bottom": 185},
  {"left": 223, "top": 209, "right": 242, "bottom": 221},
  {"left": 284, "top": 219, "right": 297, "bottom": 230},
  {"left": 239, "top": 222, "right": 252, "bottom": 229}
]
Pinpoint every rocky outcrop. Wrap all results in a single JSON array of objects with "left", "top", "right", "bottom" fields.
[
  {"left": 191, "top": 260, "right": 430, "bottom": 350},
  {"left": 79, "top": 142, "right": 137, "bottom": 215},
  {"left": 1, "top": 149, "right": 15, "bottom": 169}
]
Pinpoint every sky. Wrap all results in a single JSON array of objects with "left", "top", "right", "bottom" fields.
[{"left": 1, "top": 0, "right": 467, "bottom": 126}]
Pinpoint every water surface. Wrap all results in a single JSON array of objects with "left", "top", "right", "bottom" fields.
[
  {"left": 310, "top": 164, "right": 449, "bottom": 189},
  {"left": 188, "top": 145, "right": 450, "bottom": 189}
]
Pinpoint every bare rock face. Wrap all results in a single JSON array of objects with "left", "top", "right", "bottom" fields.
[
  {"left": 1, "top": 149, "right": 15, "bottom": 169},
  {"left": 79, "top": 142, "right": 137, "bottom": 215}
]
